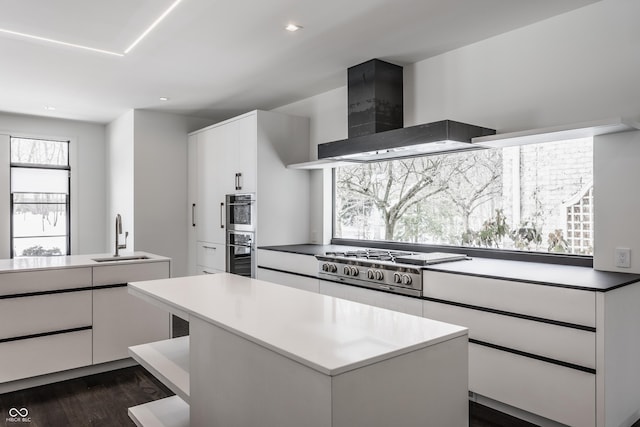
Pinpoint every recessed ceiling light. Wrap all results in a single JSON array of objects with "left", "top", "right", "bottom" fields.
[
  {"left": 285, "top": 24, "right": 303, "bottom": 32},
  {"left": 0, "top": 28, "right": 123, "bottom": 57},
  {"left": 125, "top": 0, "right": 184, "bottom": 54},
  {"left": 44, "top": 105, "right": 56, "bottom": 111},
  {"left": 159, "top": 97, "right": 169, "bottom": 101}
]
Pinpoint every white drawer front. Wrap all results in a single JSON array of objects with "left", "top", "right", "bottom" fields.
[
  {"left": 423, "top": 271, "right": 595, "bottom": 327},
  {"left": 93, "top": 261, "right": 170, "bottom": 285},
  {"left": 0, "top": 290, "right": 92, "bottom": 339},
  {"left": 197, "top": 266, "right": 224, "bottom": 275},
  {"left": 0, "top": 267, "right": 91, "bottom": 296},
  {"left": 423, "top": 300, "right": 595, "bottom": 368},
  {"left": 197, "top": 242, "right": 225, "bottom": 271},
  {"left": 470, "top": 343, "right": 595, "bottom": 427},
  {"left": 257, "top": 268, "right": 319, "bottom": 293},
  {"left": 257, "top": 250, "right": 318, "bottom": 276},
  {"left": 0, "top": 329, "right": 92, "bottom": 383},
  {"left": 319, "top": 280, "right": 423, "bottom": 317}
]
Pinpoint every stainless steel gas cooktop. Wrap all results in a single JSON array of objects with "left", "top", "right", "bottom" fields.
[{"left": 315, "top": 249, "right": 468, "bottom": 297}]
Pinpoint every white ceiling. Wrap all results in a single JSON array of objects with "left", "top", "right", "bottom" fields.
[{"left": 0, "top": 0, "right": 598, "bottom": 124}]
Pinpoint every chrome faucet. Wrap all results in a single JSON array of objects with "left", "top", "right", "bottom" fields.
[{"left": 114, "top": 214, "right": 128, "bottom": 257}]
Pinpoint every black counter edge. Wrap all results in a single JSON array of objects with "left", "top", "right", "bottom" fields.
[
  {"left": 0, "top": 326, "right": 93, "bottom": 344},
  {"left": 424, "top": 267, "right": 640, "bottom": 292},
  {"left": 469, "top": 339, "right": 596, "bottom": 374}
]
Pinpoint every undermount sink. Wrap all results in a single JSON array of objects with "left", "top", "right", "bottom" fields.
[{"left": 92, "top": 255, "right": 150, "bottom": 263}]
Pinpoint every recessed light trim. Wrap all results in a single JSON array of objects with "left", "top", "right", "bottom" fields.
[
  {"left": 285, "top": 24, "right": 303, "bottom": 32},
  {"left": 0, "top": 28, "right": 124, "bottom": 56},
  {"left": 125, "top": 0, "right": 184, "bottom": 54},
  {"left": 44, "top": 105, "right": 56, "bottom": 111},
  {"left": 159, "top": 97, "right": 169, "bottom": 101}
]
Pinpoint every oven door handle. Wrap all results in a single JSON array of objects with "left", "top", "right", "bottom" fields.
[
  {"left": 227, "top": 243, "right": 252, "bottom": 249},
  {"left": 227, "top": 202, "right": 255, "bottom": 206}
]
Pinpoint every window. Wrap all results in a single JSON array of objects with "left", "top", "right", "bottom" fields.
[
  {"left": 10, "top": 137, "right": 70, "bottom": 257},
  {"left": 334, "top": 137, "right": 593, "bottom": 256}
]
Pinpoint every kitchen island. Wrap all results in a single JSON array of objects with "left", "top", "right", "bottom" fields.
[{"left": 128, "top": 273, "right": 468, "bottom": 427}]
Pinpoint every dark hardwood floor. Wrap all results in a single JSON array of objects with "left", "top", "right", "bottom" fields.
[{"left": 0, "top": 365, "right": 540, "bottom": 427}]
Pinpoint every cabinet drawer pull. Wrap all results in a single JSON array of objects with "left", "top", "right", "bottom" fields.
[
  {"left": 220, "top": 202, "right": 224, "bottom": 229},
  {"left": 202, "top": 246, "right": 216, "bottom": 250},
  {"left": 192, "top": 203, "right": 196, "bottom": 227},
  {"left": 202, "top": 270, "right": 215, "bottom": 275}
]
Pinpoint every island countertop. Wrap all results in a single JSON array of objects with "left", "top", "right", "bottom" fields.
[{"left": 128, "top": 273, "right": 467, "bottom": 376}]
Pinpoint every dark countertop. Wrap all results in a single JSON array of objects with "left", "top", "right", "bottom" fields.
[{"left": 258, "top": 244, "right": 640, "bottom": 292}]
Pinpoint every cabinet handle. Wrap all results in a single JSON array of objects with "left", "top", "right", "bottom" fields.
[
  {"left": 220, "top": 202, "right": 224, "bottom": 229},
  {"left": 203, "top": 270, "right": 215, "bottom": 275},
  {"left": 237, "top": 172, "right": 242, "bottom": 190},
  {"left": 202, "top": 245, "right": 216, "bottom": 250},
  {"left": 192, "top": 203, "right": 196, "bottom": 227}
]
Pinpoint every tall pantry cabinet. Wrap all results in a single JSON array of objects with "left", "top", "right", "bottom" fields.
[{"left": 187, "top": 110, "right": 310, "bottom": 276}]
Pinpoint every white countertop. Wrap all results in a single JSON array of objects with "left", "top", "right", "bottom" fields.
[
  {"left": 0, "top": 251, "right": 170, "bottom": 273},
  {"left": 129, "top": 273, "right": 467, "bottom": 376}
]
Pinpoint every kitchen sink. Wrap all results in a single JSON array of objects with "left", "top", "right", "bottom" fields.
[{"left": 92, "top": 255, "right": 150, "bottom": 263}]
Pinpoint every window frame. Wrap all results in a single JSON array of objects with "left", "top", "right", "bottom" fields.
[{"left": 9, "top": 137, "right": 71, "bottom": 258}]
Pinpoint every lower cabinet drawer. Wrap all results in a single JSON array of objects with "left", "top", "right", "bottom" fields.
[
  {"left": 423, "top": 300, "right": 595, "bottom": 369},
  {"left": 0, "top": 329, "right": 92, "bottom": 383},
  {"left": 470, "top": 343, "right": 595, "bottom": 427},
  {"left": 319, "top": 280, "right": 423, "bottom": 316},
  {"left": 93, "top": 261, "right": 170, "bottom": 286},
  {"left": 0, "top": 291, "right": 92, "bottom": 340},
  {"left": 196, "top": 242, "right": 225, "bottom": 271},
  {"left": 257, "top": 268, "right": 319, "bottom": 293},
  {"left": 197, "top": 265, "right": 224, "bottom": 275}
]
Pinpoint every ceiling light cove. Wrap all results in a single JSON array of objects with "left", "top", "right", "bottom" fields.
[
  {"left": 285, "top": 24, "right": 302, "bottom": 32},
  {"left": 0, "top": 28, "right": 124, "bottom": 57},
  {"left": 125, "top": 0, "right": 184, "bottom": 54}
]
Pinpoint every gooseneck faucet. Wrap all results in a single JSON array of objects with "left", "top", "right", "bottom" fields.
[{"left": 114, "top": 214, "right": 128, "bottom": 257}]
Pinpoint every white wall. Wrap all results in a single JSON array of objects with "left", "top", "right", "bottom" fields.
[
  {"left": 274, "top": 87, "right": 347, "bottom": 243},
  {"left": 132, "top": 110, "right": 212, "bottom": 277},
  {"left": 106, "top": 110, "right": 135, "bottom": 253},
  {"left": 273, "top": 0, "right": 640, "bottom": 268},
  {"left": 0, "top": 112, "right": 106, "bottom": 255},
  {"left": 594, "top": 130, "right": 640, "bottom": 273}
]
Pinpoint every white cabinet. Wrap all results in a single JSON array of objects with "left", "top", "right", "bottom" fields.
[
  {"left": 257, "top": 267, "right": 320, "bottom": 293},
  {"left": 196, "top": 241, "right": 225, "bottom": 274},
  {"left": 196, "top": 126, "right": 228, "bottom": 245},
  {"left": 187, "top": 111, "right": 310, "bottom": 274},
  {"left": 319, "top": 280, "right": 423, "bottom": 316},
  {"left": 92, "top": 262, "right": 171, "bottom": 364},
  {"left": 422, "top": 270, "right": 598, "bottom": 426},
  {"left": 187, "top": 134, "right": 198, "bottom": 276}
]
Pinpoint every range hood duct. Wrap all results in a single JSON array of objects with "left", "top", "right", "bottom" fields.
[{"left": 317, "top": 59, "right": 496, "bottom": 162}]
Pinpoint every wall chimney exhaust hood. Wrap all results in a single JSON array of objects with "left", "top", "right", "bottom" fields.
[{"left": 316, "top": 59, "right": 496, "bottom": 163}]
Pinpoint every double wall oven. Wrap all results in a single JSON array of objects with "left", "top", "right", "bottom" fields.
[{"left": 225, "top": 193, "right": 256, "bottom": 278}]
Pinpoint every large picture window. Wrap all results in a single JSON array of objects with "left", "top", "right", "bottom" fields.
[
  {"left": 334, "top": 138, "right": 593, "bottom": 256},
  {"left": 10, "top": 137, "right": 70, "bottom": 257}
]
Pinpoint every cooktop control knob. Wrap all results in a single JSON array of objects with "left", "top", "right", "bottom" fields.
[
  {"left": 343, "top": 266, "right": 351, "bottom": 275},
  {"left": 402, "top": 274, "right": 412, "bottom": 285},
  {"left": 393, "top": 272, "right": 402, "bottom": 283},
  {"left": 322, "top": 263, "right": 329, "bottom": 272},
  {"left": 367, "top": 269, "right": 375, "bottom": 280},
  {"left": 375, "top": 270, "right": 384, "bottom": 281},
  {"left": 350, "top": 266, "right": 359, "bottom": 276},
  {"left": 329, "top": 264, "right": 337, "bottom": 273}
]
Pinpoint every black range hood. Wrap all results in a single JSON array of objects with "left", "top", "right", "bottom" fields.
[{"left": 317, "top": 59, "right": 496, "bottom": 162}]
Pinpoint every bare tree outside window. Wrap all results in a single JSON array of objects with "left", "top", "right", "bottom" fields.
[{"left": 334, "top": 138, "right": 593, "bottom": 255}]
